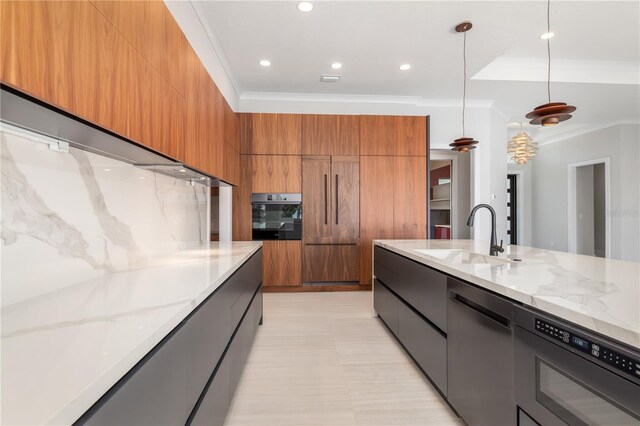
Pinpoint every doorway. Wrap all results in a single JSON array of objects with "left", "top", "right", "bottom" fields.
[
  {"left": 567, "top": 158, "right": 610, "bottom": 258},
  {"left": 429, "top": 159, "right": 453, "bottom": 239}
]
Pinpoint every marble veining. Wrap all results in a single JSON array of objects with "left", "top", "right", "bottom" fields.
[
  {"left": 374, "top": 239, "right": 640, "bottom": 350},
  {"left": 1, "top": 241, "right": 262, "bottom": 425},
  {"left": 1, "top": 130, "right": 209, "bottom": 306}
]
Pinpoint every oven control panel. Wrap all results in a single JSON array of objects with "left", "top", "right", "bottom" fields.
[{"left": 535, "top": 318, "right": 640, "bottom": 379}]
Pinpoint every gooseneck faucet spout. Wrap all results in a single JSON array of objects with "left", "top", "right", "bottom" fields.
[{"left": 467, "top": 204, "right": 504, "bottom": 256}]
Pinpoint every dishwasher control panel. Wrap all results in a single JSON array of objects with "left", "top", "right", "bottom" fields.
[{"left": 535, "top": 318, "right": 640, "bottom": 379}]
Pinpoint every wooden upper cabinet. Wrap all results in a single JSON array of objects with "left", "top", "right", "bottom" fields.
[
  {"left": 359, "top": 115, "right": 395, "bottom": 156},
  {"left": 247, "top": 114, "right": 302, "bottom": 155},
  {"left": 184, "top": 47, "right": 210, "bottom": 173},
  {"left": 1, "top": 1, "right": 130, "bottom": 138},
  {"left": 302, "top": 115, "right": 359, "bottom": 156},
  {"left": 394, "top": 156, "right": 427, "bottom": 239},
  {"left": 208, "top": 81, "right": 225, "bottom": 178},
  {"left": 359, "top": 115, "right": 427, "bottom": 156},
  {"left": 223, "top": 100, "right": 240, "bottom": 152},
  {"left": 250, "top": 155, "right": 301, "bottom": 193},
  {"left": 90, "top": 0, "right": 188, "bottom": 96},
  {"left": 394, "top": 116, "right": 427, "bottom": 156},
  {"left": 223, "top": 142, "right": 239, "bottom": 186}
]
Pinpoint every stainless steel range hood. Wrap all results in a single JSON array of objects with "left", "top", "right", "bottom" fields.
[{"left": 0, "top": 85, "right": 228, "bottom": 186}]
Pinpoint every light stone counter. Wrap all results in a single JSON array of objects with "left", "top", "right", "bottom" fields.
[
  {"left": 374, "top": 239, "right": 640, "bottom": 350},
  {"left": 1, "top": 241, "right": 262, "bottom": 425}
]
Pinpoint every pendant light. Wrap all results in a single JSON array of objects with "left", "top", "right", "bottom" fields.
[
  {"left": 450, "top": 21, "right": 479, "bottom": 153},
  {"left": 508, "top": 124, "right": 538, "bottom": 165},
  {"left": 526, "top": 0, "right": 576, "bottom": 126}
]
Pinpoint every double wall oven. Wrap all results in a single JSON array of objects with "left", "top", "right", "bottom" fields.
[
  {"left": 251, "top": 193, "right": 302, "bottom": 241},
  {"left": 514, "top": 306, "right": 640, "bottom": 425}
]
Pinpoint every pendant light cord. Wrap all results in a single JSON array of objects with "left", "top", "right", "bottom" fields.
[
  {"left": 462, "top": 30, "right": 467, "bottom": 136},
  {"left": 547, "top": 0, "right": 551, "bottom": 103}
]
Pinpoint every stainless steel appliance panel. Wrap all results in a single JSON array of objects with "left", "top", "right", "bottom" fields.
[
  {"left": 251, "top": 193, "right": 302, "bottom": 240},
  {"left": 514, "top": 307, "right": 640, "bottom": 426}
]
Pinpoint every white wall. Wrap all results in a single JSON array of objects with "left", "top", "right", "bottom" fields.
[{"left": 530, "top": 123, "right": 639, "bottom": 262}]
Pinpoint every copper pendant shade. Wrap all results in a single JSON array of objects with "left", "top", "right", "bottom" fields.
[
  {"left": 527, "top": 0, "right": 576, "bottom": 126},
  {"left": 526, "top": 102, "right": 576, "bottom": 126},
  {"left": 450, "top": 21, "right": 478, "bottom": 153}
]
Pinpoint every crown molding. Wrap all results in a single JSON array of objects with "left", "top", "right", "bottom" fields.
[
  {"left": 473, "top": 57, "right": 640, "bottom": 85},
  {"left": 239, "top": 91, "right": 497, "bottom": 112},
  {"left": 537, "top": 119, "right": 640, "bottom": 147}
]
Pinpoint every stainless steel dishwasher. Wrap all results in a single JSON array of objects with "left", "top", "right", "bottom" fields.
[{"left": 447, "top": 277, "right": 516, "bottom": 426}]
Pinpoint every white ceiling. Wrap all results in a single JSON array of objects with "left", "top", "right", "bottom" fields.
[{"left": 187, "top": 0, "right": 640, "bottom": 140}]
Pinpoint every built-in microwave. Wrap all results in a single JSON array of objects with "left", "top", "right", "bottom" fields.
[
  {"left": 251, "top": 193, "right": 302, "bottom": 240},
  {"left": 514, "top": 306, "right": 640, "bottom": 425}
]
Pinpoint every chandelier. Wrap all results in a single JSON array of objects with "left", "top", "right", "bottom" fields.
[{"left": 508, "top": 127, "right": 538, "bottom": 165}]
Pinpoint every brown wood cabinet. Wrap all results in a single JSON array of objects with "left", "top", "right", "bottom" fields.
[
  {"left": 359, "top": 156, "right": 395, "bottom": 285},
  {"left": 359, "top": 115, "right": 427, "bottom": 156},
  {"left": 232, "top": 155, "right": 253, "bottom": 241},
  {"left": 302, "top": 115, "right": 359, "bottom": 156},
  {"left": 302, "top": 243, "right": 359, "bottom": 282},
  {"left": 243, "top": 114, "right": 302, "bottom": 155},
  {"left": 250, "top": 155, "right": 301, "bottom": 193},
  {"left": 302, "top": 156, "right": 359, "bottom": 241},
  {"left": 263, "top": 241, "right": 302, "bottom": 287},
  {"left": 0, "top": 1, "right": 130, "bottom": 139},
  {"left": 224, "top": 100, "right": 240, "bottom": 152},
  {"left": 394, "top": 156, "right": 427, "bottom": 239},
  {"left": 302, "top": 156, "right": 359, "bottom": 283}
]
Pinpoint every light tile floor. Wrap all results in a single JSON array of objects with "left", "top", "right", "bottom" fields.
[{"left": 225, "top": 291, "right": 462, "bottom": 426}]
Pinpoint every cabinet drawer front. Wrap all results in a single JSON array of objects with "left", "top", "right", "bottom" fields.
[
  {"left": 303, "top": 243, "right": 359, "bottom": 282},
  {"left": 230, "top": 286, "right": 263, "bottom": 398},
  {"left": 398, "top": 302, "right": 447, "bottom": 396},
  {"left": 229, "top": 250, "right": 263, "bottom": 327},
  {"left": 374, "top": 279, "right": 399, "bottom": 336},
  {"left": 189, "top": 356, "right": 230, "bottom": 426},
  {"left": 186, "top": 289, "right": 231, "bottom": 411},
  {"left": 374, "top": 247, "right": 447, "bottom": 332},
  {"left": 79, "top": 324, "right": 189, "bottom": 425}
]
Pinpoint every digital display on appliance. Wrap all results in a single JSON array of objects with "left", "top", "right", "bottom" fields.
[{"left": 572, "top": 336, "right": 589, "bottom": 350}]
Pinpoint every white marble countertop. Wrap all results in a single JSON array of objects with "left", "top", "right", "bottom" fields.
[
  {"left": 374, "top": 239, "right": 640, "bottom": 350},
  {"left": 1, "top": 241, "right": 262, "bottom": 426}
]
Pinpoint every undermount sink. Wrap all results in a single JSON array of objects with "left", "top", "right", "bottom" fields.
[{"left": 414, "top": 249, "right": 514, "bottom": 266}]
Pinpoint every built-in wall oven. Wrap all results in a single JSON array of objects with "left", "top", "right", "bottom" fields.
[
  {"left": 514, "top": 306, "right": 640, "bottom": 425},
  {"left": 251, "top": 193, "right": 302, "bottom": 240}
]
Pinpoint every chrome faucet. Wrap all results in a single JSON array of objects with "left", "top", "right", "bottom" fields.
[{"left": 467, "top": 204, "right": 504, "bottom": 256}]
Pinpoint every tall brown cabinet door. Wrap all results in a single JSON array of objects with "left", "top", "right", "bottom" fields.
[
  {"left": 394, "top": 156, "right": 427, "bottom": 239},
  {"left": 331, "top": 156, "right": 360, "bottom": 239},
  {"left": 359, "top": 156, "right": 395, "bottom": 285},
  {"left": 302, "top": 156, "right": 333, "bottom": 240}
]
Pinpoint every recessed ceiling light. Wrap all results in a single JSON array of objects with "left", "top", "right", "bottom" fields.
[
  {"left": 259, "top": 59, "right": 271, "bottom": 67},
  {"left": 297, "top": 2, "right": 313, "bottom": 12},
  {"left": 399, "top": 64, "right": 411, "bottom": 71},
  {"left": 104, "top": 168, "right": 111, "bottom": 172},
  {"left": 179, "top": 169, "right": 186, "bottom": 173},
  {"left": 331, "top": 62, "right": 342, "bottom": 70},
  {"left": 540, "top": 32, "right": 554, "bottom": 40}
]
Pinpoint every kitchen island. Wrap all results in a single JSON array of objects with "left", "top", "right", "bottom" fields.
[
  {"left": 373, "top": 239, "right": 640, "bottom": 425},
  {"left": 1, "top": 241, "right": 262, "bottom": 425}
]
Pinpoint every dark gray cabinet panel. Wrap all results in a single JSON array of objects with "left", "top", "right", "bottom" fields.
[
  {"left": 374, "top": 246, "right": 447, "bottom": 332},
  {"left": 190, "top": 351, "right": 230, "bottom": 426},
  {"left": 398, "top": 301, "right": 447, "bottom": 396},
  {"left": 78, "top": 249, "right": 263, "bottom": 426},
  {"left": 186, "top": 288, "right": 231, "bottom": 410},
  {"left": 447, "top": 277, "right": 515, "bottom": 426},
  {"left": 80, "top": 323, "right": 190, "bottom": 426},
  {"left": 230, "top": 286, "right": 262, "bottom": 399},
  {"left": 373, "top": 279, "right": 398, "bottom": 336}
]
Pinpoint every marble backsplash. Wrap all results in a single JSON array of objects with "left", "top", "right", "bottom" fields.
[{"left": 1, "top": 130, "right": 209, "bottom": 307}]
